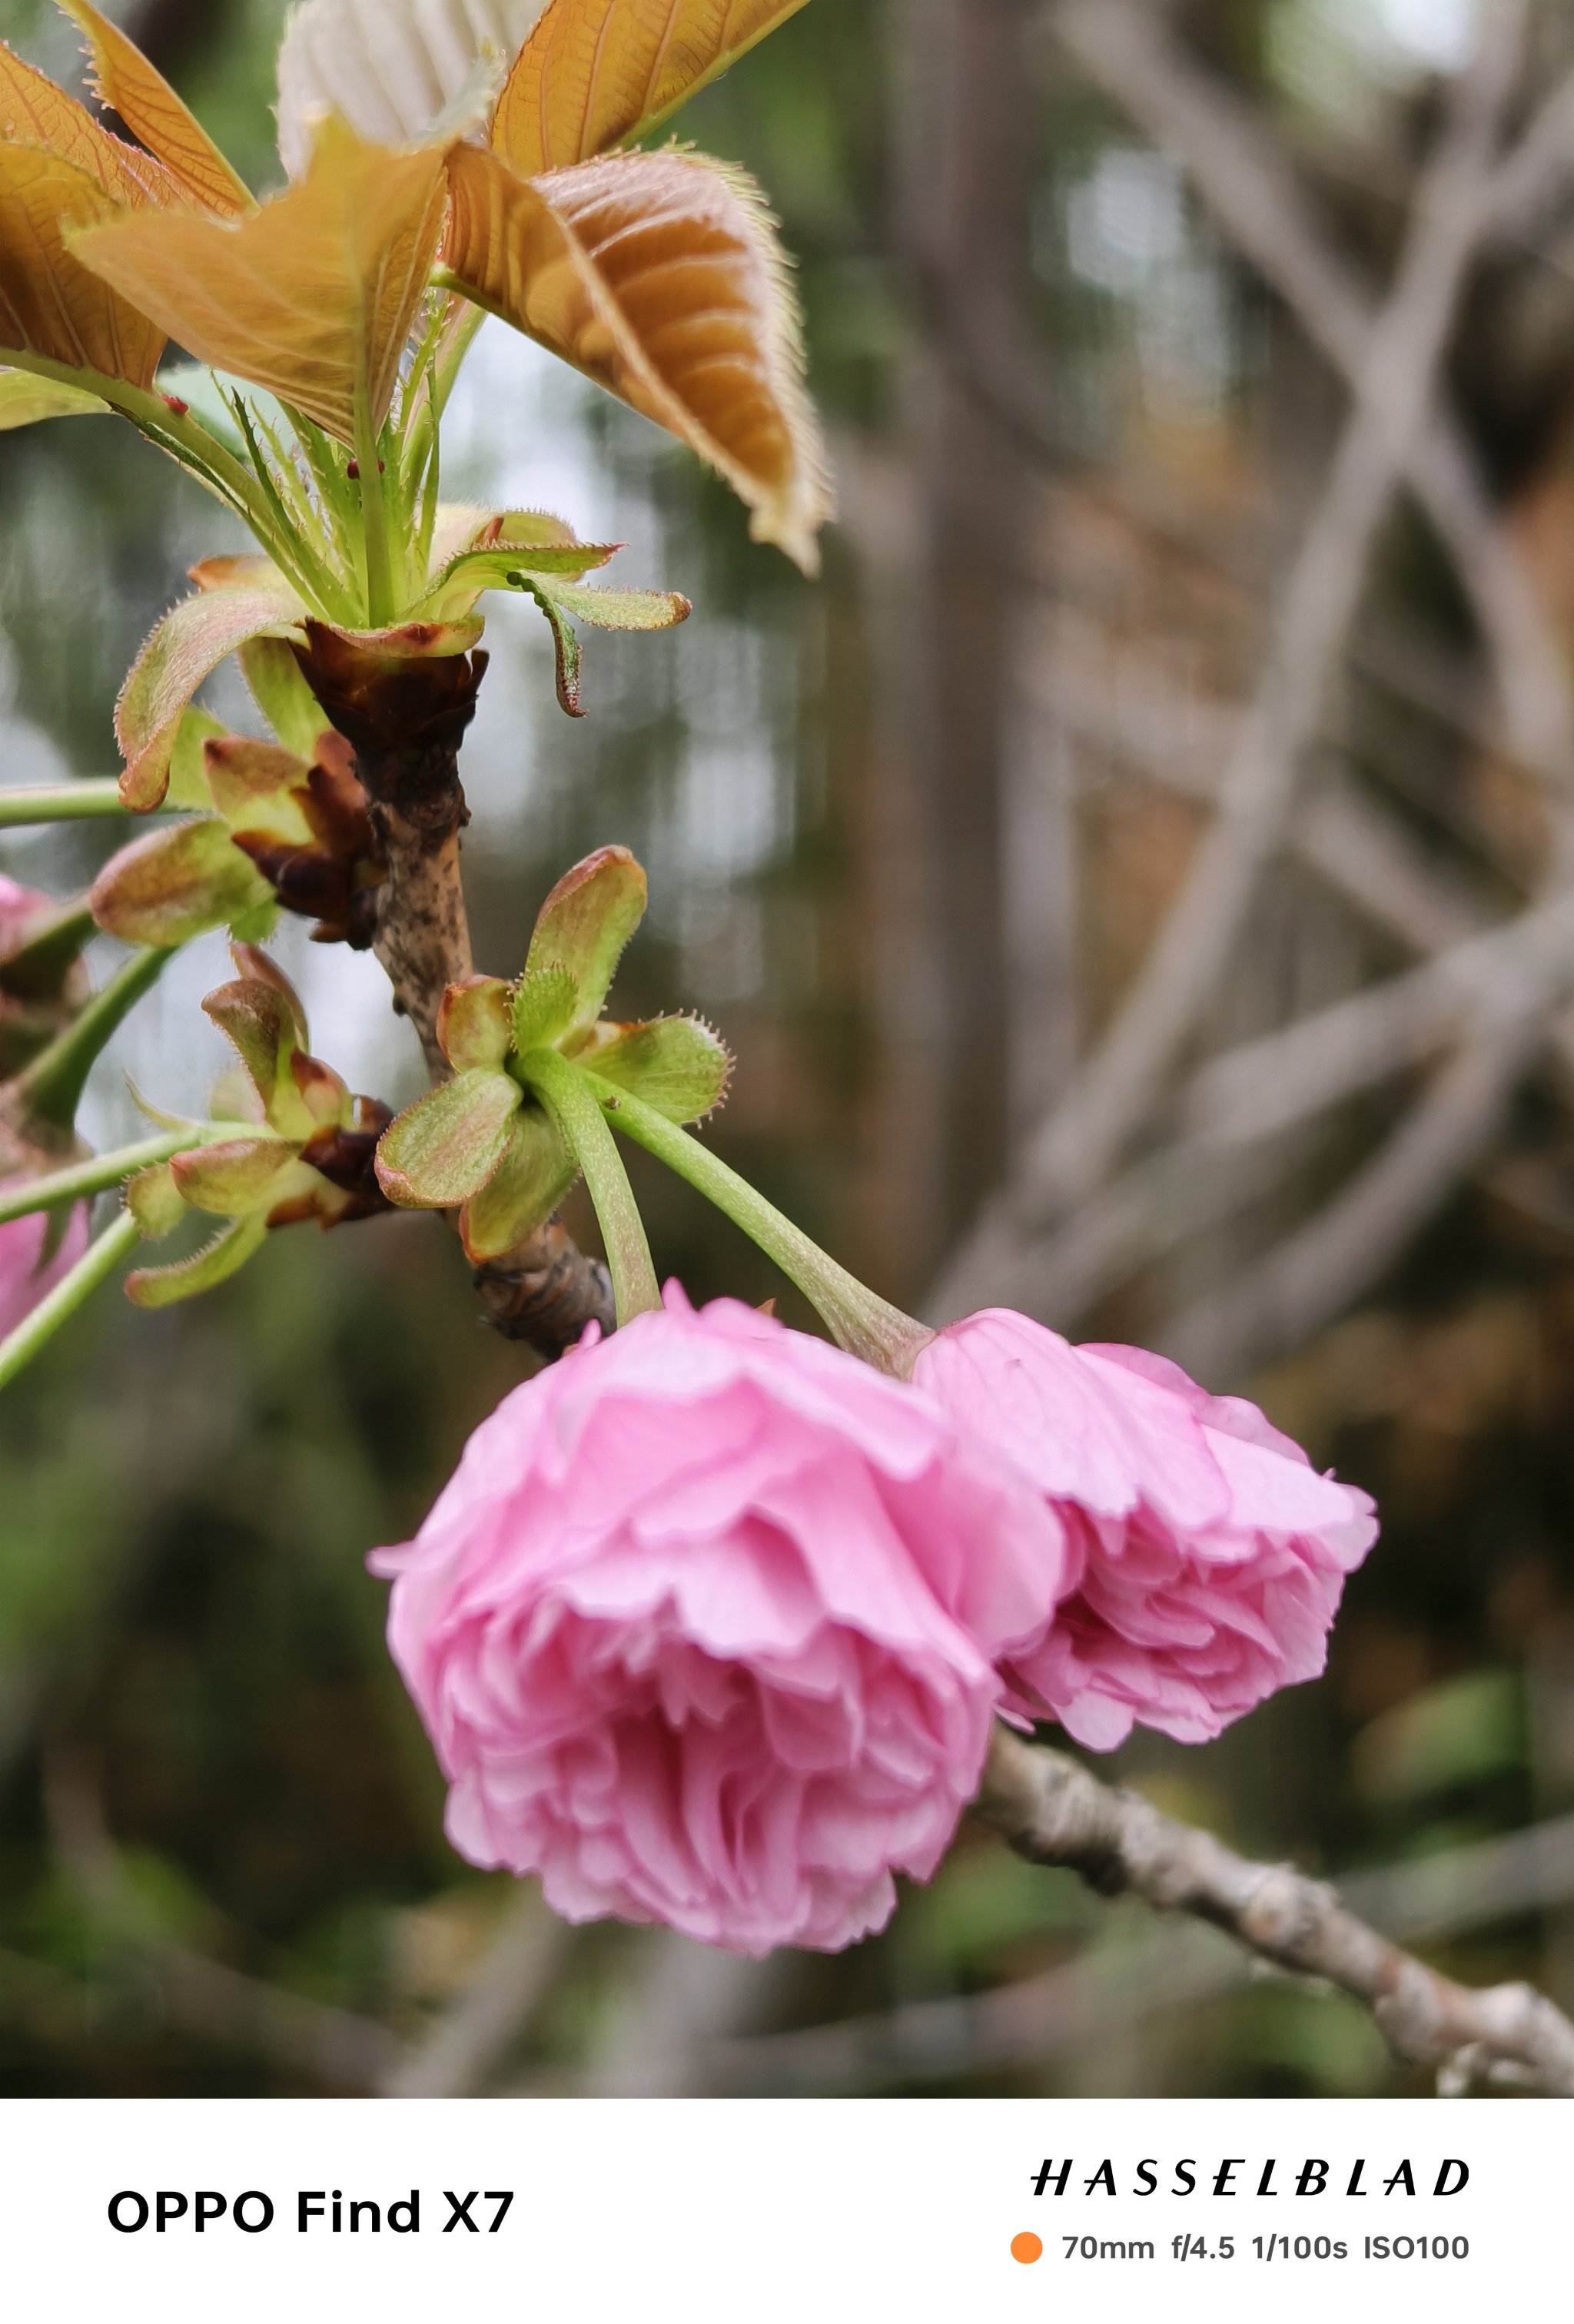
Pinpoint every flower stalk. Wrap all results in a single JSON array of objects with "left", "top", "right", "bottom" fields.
[
  {"left": 579, "top": 1070, "right": 934, "bottom": 1374},
  {"left": 519, "top": 1048, "right": 661, "bottom": 1326},
  {"left": 0, "top": 1209, "right": 141, "bottom": 1393},
  {"left": 9, "top": 948, "right": 174, "bottom": 1135},
  {"left": 0, "top": 1131, "right": 209, "bottom": 1227},
  {"left": 0, "top": 784, "right": 134, "bottom": 828}
]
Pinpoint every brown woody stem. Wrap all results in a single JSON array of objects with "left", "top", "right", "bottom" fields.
[
  {"left": 976, "top": 1725, "right": 1574, "bottom": 2096},
  {"left": 292, "top": 625, "right": 616, "bottom": 1359}
]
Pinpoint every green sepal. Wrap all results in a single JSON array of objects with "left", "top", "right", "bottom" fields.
[
  {"left": 230, "top": 897, "right": 281, "bottom": 945},
  {"left": 202, "top": 736, "right": 313, "bottom": 837},
  {"left": 155, "top": 709, "right": 227, "bottom": 812},
  {"left": 524, "top": 848, "right": 647, "bottom": 1041},
  {"left": 89, "top": 818, "right": 275, "bottom": 948},
  {"left": 170, "top": 1135, "right": 304, "bottom": 1219},
  {"left": 202, "top": 978, "right": 298, "bottom": 1114},
  {"left": 229, "top": 943, "right": 310, "bottom": 1045},
  {"left": 289, "top": 1051, "right": 353, "bottom": 1132},
  {"left": 437, "top": 976, "right": 514, "bottom": 1071},
  {"left": 580, "top": 1016, "right": 732, "bottom": 1125},
  {"left": 125, "top": 1212, "right": 269, "bottom": 1310},
  {"left": 374, "top": 1067, "right": 522, "bottom": 1208},
  {"left": 459, "top": 1106, "right": 577, "bottom": 1262},
  {"left": 127, "top": 1077, "right": 202, "bottom": 1134},
  {"left": 510, "top": 965, "right": 577, "bottom": 1057},
  {"left": 238, "top": 635, "right": 333, "bottom": 763},
  {"left": 126, "top": 1163, "right": 188, "bottom": 1240}
]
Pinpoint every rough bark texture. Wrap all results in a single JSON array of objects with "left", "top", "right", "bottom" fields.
[
  {"left": 294, "top": 626, "right": 486, "bottom": 1075},
  {"left": 977, "top": 1725, "right": 1574, "bottom": 2095},
  {"left": 473, "top": 1214, "right": 616, "bottom": 1358},
  {"left": 294, "top": 628, "right": 616, "bottom": 1357}
]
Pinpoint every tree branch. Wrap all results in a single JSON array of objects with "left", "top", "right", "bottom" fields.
[
  {"left": 293, "top": 632, "right": 616, "bottom": 1360},
  {"left": 975, "top": 1725, "right": 1574, "bottom": 2095},
  {"left": 995, "top": 3, "right": 1528, "bottom": 1223}
]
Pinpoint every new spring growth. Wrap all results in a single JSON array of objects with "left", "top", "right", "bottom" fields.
[
  {"left": 121, "top": 945, "right": 393, "bottom": 1310},
  {"left": 374, "top": 846, "right": 932, "bottom": 1371},
  {"left": 0, "top": 0, "right": 832, "bottom": 810}
]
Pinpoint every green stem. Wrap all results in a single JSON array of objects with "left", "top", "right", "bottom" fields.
[
  {"left": 579, "top": 1071, "right": 935, "bottom": 1375},
  {"left": 519, "top": 1050, "right": 661, "bottom": 1326},
  {"left": 13, "top": 948, "right": 174, "bottom": 1134},
  {"left": 0, "top": 1209, "right": 141, "bottom": 1394},
  {"left": 0, "top": 783, "right": 134, "bottom": 828},
  {"left": 0, "top": 1130, "right": 203, "bottom": 1227},
  {"left": 354, "top": 390, "right": 395, "bottom": 629}
]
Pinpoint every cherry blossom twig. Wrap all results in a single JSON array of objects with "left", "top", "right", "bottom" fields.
[{"left": 975, "top": 1726, "right": 1574, "bottom": 2096}]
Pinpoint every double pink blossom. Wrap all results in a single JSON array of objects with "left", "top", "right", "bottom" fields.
[
  {"left": 371, "top": 1287, "right": 1065, "bottom": 1955},
  {"left": 912, "top": 1309, "right": 1377, "bottom": 1748},
  {"left": 0, "top": 875, "right": 88, "bottom": 1340}
]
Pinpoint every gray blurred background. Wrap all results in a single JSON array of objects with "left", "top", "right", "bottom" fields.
[{"left": 5, "top": 0, "right": 1574, "bottom": 2096}]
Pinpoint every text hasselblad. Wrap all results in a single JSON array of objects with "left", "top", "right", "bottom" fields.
[
  {"left": 106, "top": 2190, "right": 515, "bottom": 2235},
  {"left": 1031, "top": 2159, "right": 1469, "bottom": 2199}
]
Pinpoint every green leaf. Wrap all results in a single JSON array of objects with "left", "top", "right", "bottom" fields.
[
  {"left": 170, "top": 1135, "right": 304, "bottom": 1218},
  {"left": 125, "top": 1212, "right": 269, "bottom": 1309},
  {"left": 510, "top": 964, "right": 576, "bottom": 1055},
  {"left": 460, "top": 1106, "right": 577, "bottom": 1262},
  {"left": 524, "top": 847, "right": 647, "bottom": 1038},
  {"left": 237, "top": 636, "right": 331, "bottom": 763},
  {"left": 374, "top": 1067, "right": 522, "bottom": 1207},
  {"left": 116, "top": 580, "right": 306, "bottom": 810},
  {"left": 417, "top": 540, "right": 620, "bottom": 622},
  {"left": 494, "top": 0, "right": 812, "bottom": 171},
  {"left": 90, "top": 818, "right": 275, "bottom": 948},
  {"left": 520, "top": 578, "right": 583, "bottom": 717},
  {"left": 437, "top": 976, "right": 515, "bottom": 1071},
  {"left": 535, "top": 579, "right": 691, "bottom": 632},
  {"left": 0, "top": 367, "right": 108, "bottom": 430},
  {"left": 583, "top": 1015, "right": 732, "bottom": 1124}
]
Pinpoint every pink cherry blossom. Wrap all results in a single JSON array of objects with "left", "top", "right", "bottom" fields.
[
  {"left": 912, "top": 1309, "right": 1377, "bottom": 1749},
  {"left": 0, "top": 1198, "right": 88, "bottom": 1342},
  {"left": 1, "top": 875, "right": 89, "bottom": 1340},
  {"left": 371, "top": 1286, "right": 1066, "bottom": 1954}
]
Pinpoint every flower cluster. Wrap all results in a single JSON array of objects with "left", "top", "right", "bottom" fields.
[{"left": 374, "top": 1286, "right": 1375, "bottom": 1955}]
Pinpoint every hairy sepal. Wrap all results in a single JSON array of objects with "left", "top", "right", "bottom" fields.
[
  {"left": 524, "top": 847, "right": 647, "bottom": 1038},
  {"left": 170, "top": 1134, "right": 304, "bottom": 1218},
  {"left": 125, "top": 1211, "right": 268, "bottom": 1309},
  {"left": 459, "top": 1106, "right": 576, "bottom": 1261},
  {"left": 374, "top": 1067, "right": 523, "bottom": 1208},
  {"left": 579, "top": 1014, "right": 732, "bottom": 1124},
  {"left": 437, "top": 977, "right": 516, "bottom": 1071},
  {"left": 89, "top": 815, "right": 275, "bottom": 947}
]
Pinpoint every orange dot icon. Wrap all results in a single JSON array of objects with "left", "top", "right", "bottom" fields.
[{"left": 1011, "top": 2233, "right": 1044, "bottom": 2265}]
